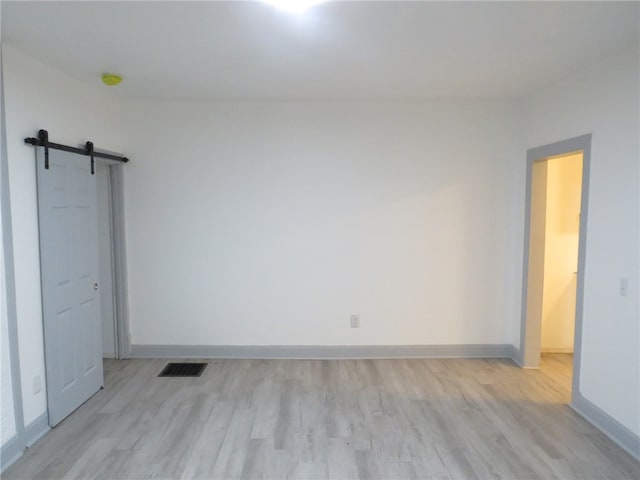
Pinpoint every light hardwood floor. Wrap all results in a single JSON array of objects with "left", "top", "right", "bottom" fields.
[{"left": 5, "top": 354, "right": 639, "bottom": 479}]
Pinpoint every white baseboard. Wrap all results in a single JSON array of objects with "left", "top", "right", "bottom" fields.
[
  {"left": 24, "top": 413, "right": 49, "bottom": 448},
  {"left": 571, "top": 392, "right": 640, "bottom": 461},
  {"left": 0, "top": 436, "right": 23, "bottom": 473},
  {"left": 130, "top": 343, "right": 516, "bottom": 360},
  {"left": 0, "top": 412, "right": 49, "bottom": 473}
]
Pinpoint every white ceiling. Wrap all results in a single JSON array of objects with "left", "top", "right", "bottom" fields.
[{"left": 2, "top": 1, "right": 638, "bottom": 100}]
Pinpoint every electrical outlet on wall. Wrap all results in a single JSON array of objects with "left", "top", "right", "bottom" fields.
[
  {"left": 350, "top": 314, "right": 360, "bottom": 328},
  {"left": 33, "top": 375, "right": 42, "bottom": 394}
]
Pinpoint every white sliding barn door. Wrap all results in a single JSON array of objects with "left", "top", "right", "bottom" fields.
[{"left": 36, "top": 148, "right": 103, "bottom": 426}]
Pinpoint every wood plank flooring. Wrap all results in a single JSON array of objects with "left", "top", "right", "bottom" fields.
[{"left": 5, "top": 354, "right": 639, "bottom": 479}]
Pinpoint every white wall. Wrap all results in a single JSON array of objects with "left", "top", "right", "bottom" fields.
[
  {"left": 522, "top": 45, "right": 640, "bottom": 435},
  {"left": 0, "top": 0, "right": 18, "bottom": 446},
  {"left": 2, "top": 44, "right": 127, "bottom": 426},
  {"left": 1, "top": 6, "right": 18, "bottom": 444},
  {"left": 541, "top": 154, "right": 582, "bottom": 352},
  {"left": 0, "top": 225, "right": 16, "bottom": 446},
  {"left": 122, "top": 100, "right": 521, "bottom": 346}
]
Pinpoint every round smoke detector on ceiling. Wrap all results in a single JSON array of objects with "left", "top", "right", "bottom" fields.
[{"left": 101, "top": 74, "right": 122, "bottom": 86}]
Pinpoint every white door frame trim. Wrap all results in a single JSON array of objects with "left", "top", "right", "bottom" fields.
[{"left": 518, "top": 134, "right": 591, "bottom": 405}]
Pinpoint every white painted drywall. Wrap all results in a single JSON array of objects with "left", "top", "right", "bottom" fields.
[
  {"left": 121, "top": 100, "right": 521, "bottom": 346},
  {"left": 4, "top": 2, "right": 639, "bottom": 101},
  {"left": 522, "top": 45, "right": 640, "bottom": 435},
  {"left": 1, "top": 66, "right": 18, "bottom": 447},
  {"left": 0, "top": 229, "right": 16, "bottom": 446},
  {"left": 96, "top": 163, "right": 116, "bottom": 358},
  {"left": 1, "top": 44, "right": 127, "bottom": 425},
  {"left": 541, "top": 154, "right": 582, "bottom": 352},
  {"left": 0, "top": 2, "right": 18, "bottom": 446}
]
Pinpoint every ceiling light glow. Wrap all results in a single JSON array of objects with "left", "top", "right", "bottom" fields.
[{"left": 262, "top": 0, "right": 327, "bottom": 14}]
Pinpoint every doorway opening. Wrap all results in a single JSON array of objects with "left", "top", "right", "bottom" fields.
[
  {"left": 95, "top": 160, "right": 130, "bottom": 361},
  {"left": 519, "top": 134, "right": 591, "bottom": 405}
]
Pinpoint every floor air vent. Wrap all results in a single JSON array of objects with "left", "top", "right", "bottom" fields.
[{"left": 158, "top": 363, "right": 207, "bottom": 377}]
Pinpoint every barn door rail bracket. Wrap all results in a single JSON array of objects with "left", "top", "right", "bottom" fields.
[
  {"left": 24, "top": 129, "right": 129, "bottom": 170},
  {"left": 86, "top": 141, "right": 95, "bottom": 175}
]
